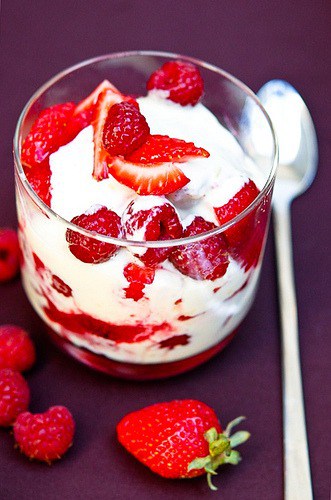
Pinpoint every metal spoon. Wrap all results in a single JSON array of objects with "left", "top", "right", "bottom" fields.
[{"left": 257, "top": 80, "right": 318, "bottom": 500}]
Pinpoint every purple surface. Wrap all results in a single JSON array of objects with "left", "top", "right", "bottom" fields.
[{"left": 0, "top": 1, "right": 330, "bottom": 498}]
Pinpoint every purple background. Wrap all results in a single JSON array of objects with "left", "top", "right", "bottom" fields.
[{"left": 0, "top": 1, "right": 330, "bottom": 498}]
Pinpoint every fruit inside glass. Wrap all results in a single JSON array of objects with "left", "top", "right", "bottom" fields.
[{"left": 14, "top": 51, "right": 277, "bottom": 379}]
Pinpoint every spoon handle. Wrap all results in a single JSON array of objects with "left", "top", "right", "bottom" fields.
[{"left": 273, "top": 203, "right": 313, "bottom": 500}]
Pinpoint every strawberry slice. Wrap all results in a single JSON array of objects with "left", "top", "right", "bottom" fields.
[
  {"left": 126, "top": 135, "right": 209, "bottom": 163},
  {"left": 108, "top": 135, "right": 209, "bottom": 195},
  {"left": 92, "top": 89, "right": 138, "bottom": 180},
  {"left": 71, "top": 80, "right": 120, "bottom": 132},
  {"left": 108, "top": 156, "right": 189, "bottom": 195}
]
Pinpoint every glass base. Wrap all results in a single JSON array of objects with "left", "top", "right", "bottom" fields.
[{"left": 47, "top": 328, "right": 238, "bottom": 380}]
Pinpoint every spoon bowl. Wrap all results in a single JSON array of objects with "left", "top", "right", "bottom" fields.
[
  {"left": 257, "top": 79, "right": 318, "bottom": 500},
  {"left": 258, "top": 80, "right": 318, "bottom": 203}
]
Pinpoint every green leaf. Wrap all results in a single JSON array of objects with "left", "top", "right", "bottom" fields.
[
  {"left": 224, "top": 416, "right": 246, "bottom": 437},
  {"left": 229, "top": 431, "right": 251, "bottom": 448},
  {"left": 224, "top": 450, "right": 242, "bottom": 465},
  {"left": 187, "top": 456, "right": 211, "bottom": 471},
  {"left": 204, "top": 427, "right": 218, "bottom": 444}
]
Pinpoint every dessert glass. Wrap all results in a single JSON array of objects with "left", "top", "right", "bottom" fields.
[{"left": 14, "top": 52, "right": 278, "bottom": 379}]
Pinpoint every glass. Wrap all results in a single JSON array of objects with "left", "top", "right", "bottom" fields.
[{"left": 14, "top": 51, "right": 278, "bottom": 379}]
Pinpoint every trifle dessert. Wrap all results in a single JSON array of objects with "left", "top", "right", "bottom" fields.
[{"left": 14, "top": 53, "right": 277, "bottom": 379}]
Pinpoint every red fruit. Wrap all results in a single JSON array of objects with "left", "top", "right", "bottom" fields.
[
  {"left": 0, "top": 228, "right": 20, "bottom": 282},
  {"left": 23, "top": 159, "right": 51, "bottom": 206},
  {"left": 14, "top": 406, "right": 75, "bottom": 462},
  {"left": 123, "top": 199, "right": 182, "bottom": 265},
  {"left": 170, "top": 216, "right": 229, "bottom": 280},
  {"left": 21, "top": 102, "right": 76, "bottom": 168},
  {"left": 117, "top": 399, "right": 249, "bottom": 489},
  {"left": 214, "top": 180, "right": 260, "bottom": 246},
  {"left": 0, "top": 368, "right": 30, "bottom": 427},
  {"left": 103, "top": 101, "right": 150, "bottom": 157},
  {"left": 0, "top": 325, "right": 36, "bottom": 372},
  {"left": 126, "top": 134, "right": 209, "bottom": 164},
  {"left": 109, "top": 156, "right": 189, "bottom": 196},
  {"left": 109, "top": 135, "right": 208, "bottom": 196},
  {"left": 123, "top": 263, "right": 155, "bottom": 301},
  {"left": 147, "top": 60, "right": 204, "bottom": 106},
  {"left": 92, "top": 88, "right": 138, "bottom": 180},
  {"left": 213, "top": 180, "right": 261, "bottom": 269},
  {"left": 71, "top": 79, "right": 117, "bottom": 131},
  {"left": 66, "top": 206, "right": 122, "bottom": 263}
]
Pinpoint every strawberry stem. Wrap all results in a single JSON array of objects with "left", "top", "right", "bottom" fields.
[{"left": 187, "top": 416, "right": 250, "bottom": 491}]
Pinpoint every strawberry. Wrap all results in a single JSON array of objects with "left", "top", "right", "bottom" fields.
[
  {"left": 23, "top": 159, "right": 52, "bottom": 206},
  {"left": 170, "top": 216, "right": 229, "bottom": 280},
  {"left": 213, "top": 180, "right": 261, "bottom": 270},
  {"left": 108, "top": 135, "right": 208, "bottom": 196},
  {"left": 117, "top": 399, "right": 250, "bottom": 490},
  {"left": 92, "top": 87, "right": 139, "bottom": 180},
  {"left": 71, "top": 79, "right": 117, "bottom": 131},
  {"left": 102, "top": 101, "right": 150, "bottom": 157},
  {"left": 126, "top": 134, "right": 209, "bottom": 164},
  {"left": 21, "top": 102, "right": 76, "bottom": 168},
  {"left": 147, "top": 60, "right": 204, "bottom": 106}
]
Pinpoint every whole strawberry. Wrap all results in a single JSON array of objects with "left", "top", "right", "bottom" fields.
[
  {"left": 14, "top": 406, "right": 75, "bottom": 463},
  {"left": 0, "top": 324, "right": 36, "bottom": 372},
  {"left": 0, "top": 368, "right": 30, "bottom": 427},
  {"left": 117, "top": 399, "right": 250, "bottom": 490}
]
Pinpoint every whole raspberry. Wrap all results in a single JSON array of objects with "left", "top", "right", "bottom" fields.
[
  {"left": 122, "top": 198, "right": 182, "bottom": 266},
  {"left": 170, "top": 216, "right": 229, "bottom": 280},
  {"left": 66, "top": 206, "right": 122, "bottom": 264},
  {"left": 0, "top": 368, "right": 30, "bottom": 427},
  {"left": 102, "top": 102, "right": 150, "bottom": 157},
  {"left": 14, "top": 406, "right": 75, "bottom": 462},
  {"left": 147, "top": 60, "right": 204, "bottom": 106},
  {"left": 0, "top": 228, "right": 20, "bottom": 282},
  {"left": 0, "top": 325, "right": 36, "bottom": 372}
]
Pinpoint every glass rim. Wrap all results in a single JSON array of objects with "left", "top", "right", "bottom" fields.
[{"left": 13, "top": 50, "right": 278, "bottom": 249}]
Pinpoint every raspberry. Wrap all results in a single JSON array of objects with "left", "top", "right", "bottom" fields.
[
  {"left": 123, "top": 262, "right": 155, "bottom": 301},
  {"left": 0, "top": 325, "right": 36, "bottom": 372},
  {"left": 0, "top": 369, "right": 30, "bottom": 427},
  {"left": 170, "top": 216, "right": 229, "bottom": 280},
  {"left": 147, "top": 60, "right": 204, "bottom": 106},
  {"left": 122, "top": 198, "right": 182, "bottom": 266},
  {"left": 102, "top": 102, "right": 150, "bottom": 157},
  {"left": 66, "top": 206, "right": 122, "bottom": 264},
  {"left": 0, "top": 228, "right": 20, "bottom": 282},
  {"left": 14, "top": 406, "right": 75, "bottom": 462}
]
